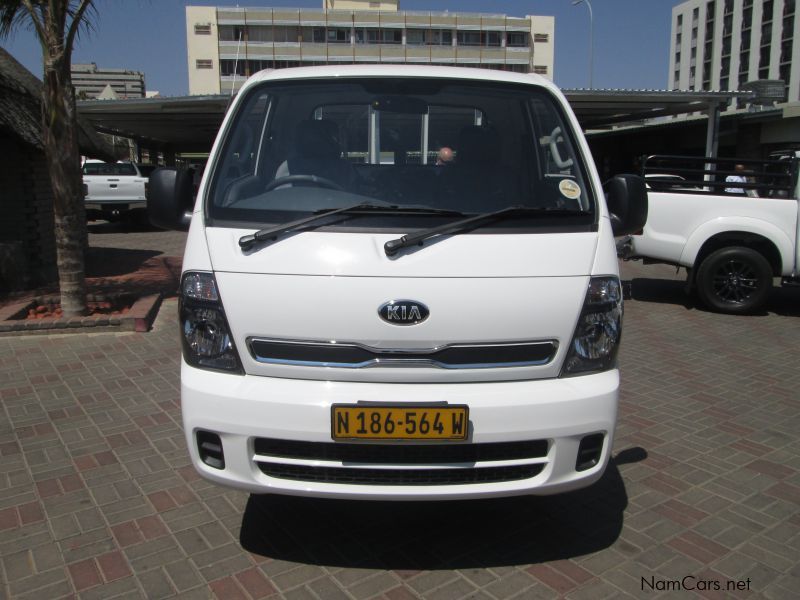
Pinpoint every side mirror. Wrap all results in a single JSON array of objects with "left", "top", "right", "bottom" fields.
[
  {"left": 148, "top": 168, "right": 193, "bottom": 231},
  {"left": 604, "top": 174, "right": 648, "bottom": 237}
]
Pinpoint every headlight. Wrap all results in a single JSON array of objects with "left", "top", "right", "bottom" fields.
[
  {"left": 561, "top": 276, "right": 622, "bottom": 376},
  {"left": 179, "top": 272, "right": 243, "bottom": 373}
]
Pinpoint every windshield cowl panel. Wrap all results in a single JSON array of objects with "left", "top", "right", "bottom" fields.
[
  {"left": 207, "top": 77, "right": 596, "bottom": 233},
  {"left": 206, "top": 227, "right": 599, "bottom": 278}
]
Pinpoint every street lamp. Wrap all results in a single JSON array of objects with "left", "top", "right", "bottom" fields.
[{"left": 572, "top": 0, "right": 594, "bottom": 89}]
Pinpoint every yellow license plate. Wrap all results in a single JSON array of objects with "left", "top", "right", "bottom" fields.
[{"left": 331, "top": 405, "right": 469, "bottom": 440}]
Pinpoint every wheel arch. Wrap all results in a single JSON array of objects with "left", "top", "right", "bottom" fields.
[{"left": 686, "top": 225, "right": 789, "bottom": 277}]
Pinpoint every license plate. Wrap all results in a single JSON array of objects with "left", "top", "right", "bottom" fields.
[{"left": 331, "top": 405, "right": 469, "bottom": 440}]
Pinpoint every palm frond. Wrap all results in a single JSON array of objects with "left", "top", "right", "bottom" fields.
[{"left": 0, "top": 1, "right": 26, "bottom": 40}]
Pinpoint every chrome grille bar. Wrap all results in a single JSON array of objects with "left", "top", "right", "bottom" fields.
[{"left": 247, "top": 338, "right": 558, "bottom": 369}]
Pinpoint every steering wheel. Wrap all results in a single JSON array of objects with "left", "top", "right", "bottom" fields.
[{"left": 264, "top": 174, "right": 345, "bottom": 193}]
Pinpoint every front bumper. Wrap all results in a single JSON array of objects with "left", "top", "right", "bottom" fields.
[{"left": 182, "top": 362, "right": 619, "bottom": 500}]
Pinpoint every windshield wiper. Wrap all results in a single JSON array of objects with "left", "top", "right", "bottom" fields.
[
  {"left": 239, "top": 203, "right": 464, "bottom": 251},
  {"left": 384, "top": 206, "right": 585, "bottom": 257}
]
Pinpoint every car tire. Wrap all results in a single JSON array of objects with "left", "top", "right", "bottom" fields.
[{"left": 696, "top": 246, "right": 772, "bottom": 314}]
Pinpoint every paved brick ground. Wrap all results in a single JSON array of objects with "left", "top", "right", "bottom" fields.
[{"left": 1, "top": 226, "right": 798, "bottom": 599}]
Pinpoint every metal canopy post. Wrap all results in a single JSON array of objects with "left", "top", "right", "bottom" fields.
[
  {"left": 704, "top": 101, "right": 722, "bottom": 184},
  {"left": 704, "top": 101, "right": 721, "bottom": 158}
]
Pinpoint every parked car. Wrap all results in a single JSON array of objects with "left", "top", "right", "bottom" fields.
[
  {"left": 644, "top": 173, "right": 700, "bottom": 191},
  {"left": 82, "top": 160, "right": 149, "bottom": 221},
  {"left": 623, "top": 153, "right": 800, "bottom": 313},
  {"left": 148, "top": 65, "right": 647, "bottom": 500}
]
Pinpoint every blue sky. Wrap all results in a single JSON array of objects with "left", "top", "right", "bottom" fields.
[{"left": 1, "top": 0, "right": 676, "bottom": 96}]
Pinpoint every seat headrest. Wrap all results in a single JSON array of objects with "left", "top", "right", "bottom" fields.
[
  {"left": 294, "top": 120, "right": 341, "bottom": 159},
  {"left": 457, "top": 126, "right": 501, "bottom": 166}
]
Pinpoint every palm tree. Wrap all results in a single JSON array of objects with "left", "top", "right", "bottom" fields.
[{"left": 1, "top": 0, "right": 95, "bottom": 317}]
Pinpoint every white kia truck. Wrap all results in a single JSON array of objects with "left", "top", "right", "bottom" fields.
[{"left": 149, "top": 66, "right": 647, "bottom": 500}]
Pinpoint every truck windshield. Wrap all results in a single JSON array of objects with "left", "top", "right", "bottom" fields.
[{"left": 208, "top": 78, "right": 595, "bottom": 230}]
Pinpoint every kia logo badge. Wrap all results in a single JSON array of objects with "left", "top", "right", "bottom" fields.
[{"left": 378, "top": 300, "right": 429, "bottom": 325}]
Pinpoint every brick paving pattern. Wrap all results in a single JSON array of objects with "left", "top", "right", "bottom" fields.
[{"left": 1, "top": 226, "right": 798, "bottom": 599}]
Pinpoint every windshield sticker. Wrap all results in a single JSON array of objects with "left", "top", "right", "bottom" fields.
[{"left": 559, "top": 179, "right": 581, "bottom": 200}]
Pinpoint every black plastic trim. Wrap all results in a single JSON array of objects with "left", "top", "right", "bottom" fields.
[{"left": 254, "top": 438, "right": 549, "bottom": 464}]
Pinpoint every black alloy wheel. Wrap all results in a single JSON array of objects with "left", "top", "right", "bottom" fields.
[{"left": 696, "top": 246, "right": 772, "bottom": 314}]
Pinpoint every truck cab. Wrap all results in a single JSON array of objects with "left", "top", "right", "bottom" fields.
[{"left": 149, "top": 65, "right": 646, "bottom": 500}]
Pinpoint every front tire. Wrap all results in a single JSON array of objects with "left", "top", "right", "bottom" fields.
[{"left": 696, "top": 247, "right": 772, "bottom": 314}]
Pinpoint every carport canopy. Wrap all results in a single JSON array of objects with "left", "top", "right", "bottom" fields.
[{"left": 77, "top": 88, "right": 752, "bottom": 158}]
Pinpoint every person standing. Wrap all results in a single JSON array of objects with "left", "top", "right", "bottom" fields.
[{"left": 725, "top": 164, "right": 747, "bottom": 194}]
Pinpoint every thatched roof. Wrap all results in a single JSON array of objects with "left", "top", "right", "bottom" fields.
[{"left": 0, "top": 47, "right": 115, "bottom": 160}]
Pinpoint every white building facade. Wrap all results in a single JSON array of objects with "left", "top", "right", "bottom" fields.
[
  {"left": 71, "top": 63, "right": 146, "bottom": 100},
  {"left": 186, "top": 1, "right": 555, "bottom": 95},
  {"left": 669, "top": 0, "right": 799, "bottom": 103}
]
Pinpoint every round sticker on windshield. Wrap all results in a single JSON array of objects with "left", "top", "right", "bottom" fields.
[{"left": 559, "top": 179, "right": 582, "bottom": 200}]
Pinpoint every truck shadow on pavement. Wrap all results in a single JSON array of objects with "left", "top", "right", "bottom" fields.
[
  {"left": 623, "top": 277, "right": 800, "bottom": 317},
  {"left": 240, "top": 448, "right": 645, "bottom": 569},
  {"left": 86, "top": 247, "right": 161, "bottom": 278},
  {"left": 623, "top": 277, "right": 692, "bottom": 308}
]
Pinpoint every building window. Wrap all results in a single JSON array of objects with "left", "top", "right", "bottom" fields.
[
  {"left": 219, "top": 25, "right": 245, "bottom": 42},
  {"left": 195, "top": 59, "right": 213, "bottom": 70},
  {"left": 274, "top": 26, "right": 299, "bottom": 43},
  {"left": 327, "top": 28, "right": 350, "bottom": 43},
  {"left": 406, "top": 29, "right": 424, "bottom": 45},
  {"left": 247, "top": 60, "right": 270, "bottom": 75},
  {"left": 428, "top": 29, "right": 452, "bottom": 46},
  {"left": 533, "top": 65, "right": 548, "bottom": 75},
  {"left": 194, "top": 24, "right": 211, "bottom": 35},
  {"left": 354, "top": 28, "right": 401, "bottom": 44},
  {"left": 763, "top": 0, "right": 774, "bottom": 22},
  {"left": 456, "top": 31, "right": 501, "bottom": 47},
  {"left": 404, "top": 29, "right": 452, "bottom": 46},
  {"left": 533, "top": 33, "right": 549, "bottom": 43},
  {"left": 219, "top": 59, "right": 245, "bottom": 76},
  {"left": 507, "top": 32, "right": 528, "bottom": 47},
  {"left": 457, "top": 31, "right": 482, "bottom": 46}
]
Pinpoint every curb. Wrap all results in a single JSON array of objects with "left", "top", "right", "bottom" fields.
[{"left": 0, "top": 293, "right": 163, "bottom": 336}]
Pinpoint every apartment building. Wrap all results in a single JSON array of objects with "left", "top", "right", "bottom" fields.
[
  {"left": 186, "top": 0, "right": 555, "bottom": 95},
  {"left": 669, "top": 0, "right": 799, "bottom": 103},
  {"left": 71, "top": 63, "right": 146, "bottom": 100}
]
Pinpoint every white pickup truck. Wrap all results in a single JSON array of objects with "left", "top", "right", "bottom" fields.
[
  {"left": 623, "top": 153, "right": 800, "bottom": 314},
  {"left": 82, "top": 160, "right": 154, "bottom": 221}
]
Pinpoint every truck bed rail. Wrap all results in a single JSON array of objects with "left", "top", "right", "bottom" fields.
[{"left": 641, "top": 154, "right": 799, "bottom": 198}]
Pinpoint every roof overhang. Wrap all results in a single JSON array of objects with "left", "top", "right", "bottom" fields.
[
  {"left": 77, "top": 95, "right": 230, "bottom": 152},
  {"left": 77, "top": 88, "right": 754, "bottom": 153},
  {"left": 565, "top": 89, "right": 753, "bottom": 128}
]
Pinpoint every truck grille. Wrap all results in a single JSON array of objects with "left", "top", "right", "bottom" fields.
[
  {"left": 257, "top": 463, "right": 544, "bottom": 485},
  {"left": 247, "top": 338, "right": 557, "bottom": 369},
  {"left": 253, "top": 438, "right": 548, "bottom": 486}
]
